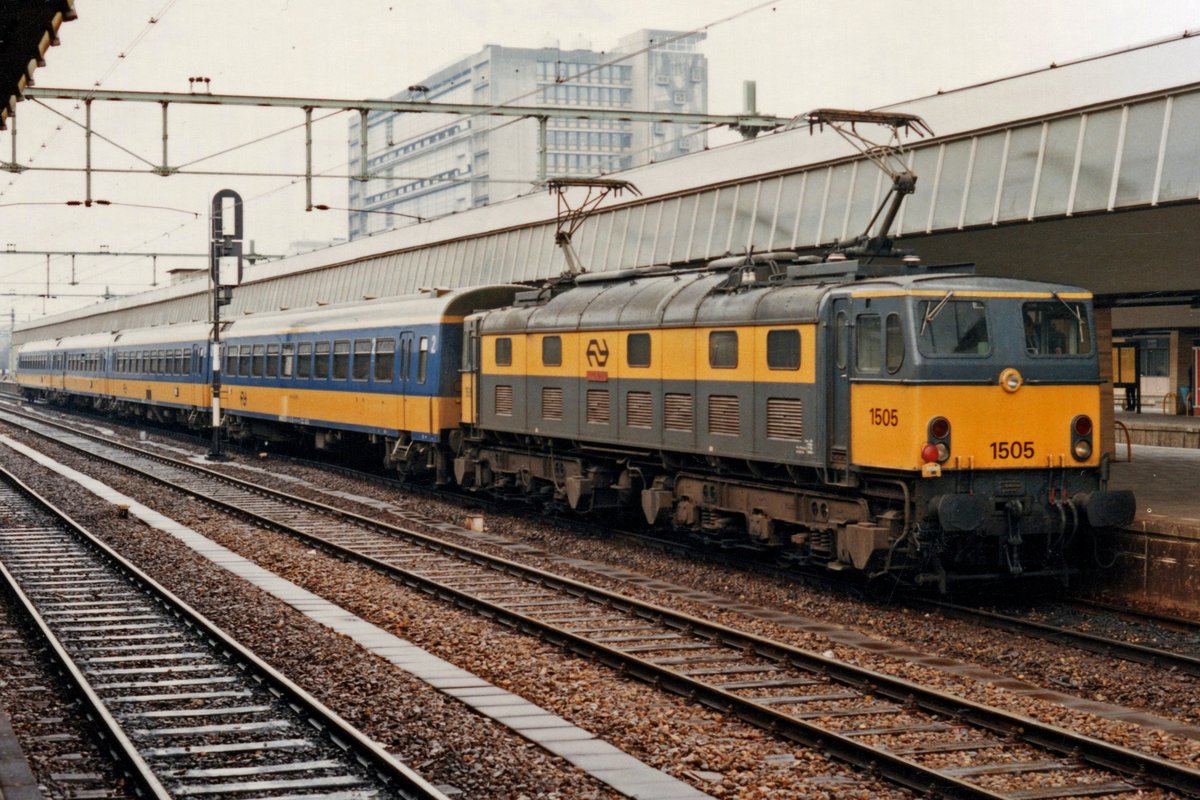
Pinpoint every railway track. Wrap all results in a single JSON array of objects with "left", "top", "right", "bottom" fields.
[
  {"left": 0, "top": 461, "right": 446, "bottom": 800},
  {"left": 4, "top": 407, "right": 1200, "bottom": 798},
  {"left": 916, "top": 598, "right": 1200, "bottom": 678}
]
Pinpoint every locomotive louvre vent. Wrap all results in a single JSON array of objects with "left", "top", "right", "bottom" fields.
[
  {"left": 708, "top": 395, "right": 741, "bottom": 436},
  {"left": 495, "top": 385, "right": 514, "bottom": 416},
  {"left": 766, "top": 397, "right": 803, "bottom": 440},
  {"left": 586, "top": 389, "right": 611, "bottom": 424},
  {"left": 665, "top": 393, "right": 694, "bottom": 432},
  {"left": 542, "top": 386, "right": 564, "bottom": 420},
  {"left": 626, "top": 391, "right": 653, "bottom": 428}
]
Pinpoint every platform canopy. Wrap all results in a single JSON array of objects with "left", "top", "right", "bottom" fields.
[{"left": 0, "top": 0, "right": 75, "bottom": 129}]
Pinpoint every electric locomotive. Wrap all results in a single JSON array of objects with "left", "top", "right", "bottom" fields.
[{"left": 455, "top": 253, "right": 1135, "bottom": 590}]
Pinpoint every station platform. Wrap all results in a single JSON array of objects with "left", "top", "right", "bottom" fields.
[
  {"left": 1105, "top": 434, "right": 1200, "bottom": 612},
  {"left": 1114, "top": 410, "right": 1200, "bottom": 450}
]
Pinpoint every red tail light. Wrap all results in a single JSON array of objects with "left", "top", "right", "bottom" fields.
[{"left": 1073, "top": 415, "right": 1093, "bottom": 436}]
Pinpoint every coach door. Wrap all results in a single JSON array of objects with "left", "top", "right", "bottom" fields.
[
  {"left": 398, "top": 331, "right": 415, "bottom": 432},
  {"left": 827, "top": 297, "right": 852, "bottom": 480}
]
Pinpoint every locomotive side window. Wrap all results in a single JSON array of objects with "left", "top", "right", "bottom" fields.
[
  {"left": 375, "top": 338, "right": 395, "bottom": 381},
  {"left": 627, "top": 333, "right": 651, "bottom": 367},
  {"left": 495, "top": 337, "right": 512, "bottom": 366},
  {"left": 352, "top": 339, "right": 372, "bottom": 381},
  {"left": 542, "top": 335, "right": 562, "bottom": 367},
  {"left": 766, "top": 329, "right": 800, "bottom": 370},
  {"left": 885, "top": 314, "right": 904, "bottom": 373},
  {"left": 709, "top": 331, "right": 738, "bottom": 368},
  {"left": 1022, "top": 301, "right": 1091, "bottom": 356},
  {"left": 333, "top": 340, "right": 351, "bottom": 380},
  {"left": 297, "top": 342, "right": 313, "bottom": 379},
  {"left": 314, "top": 342, "right": 331, "bottom": 379},
  {"left": 917, "top": 299, "right": 990, "bottom": 356}
]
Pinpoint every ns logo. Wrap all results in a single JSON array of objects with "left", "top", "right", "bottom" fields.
[{"left": 586, "top": 338, "right": 610, "bottom": 367}]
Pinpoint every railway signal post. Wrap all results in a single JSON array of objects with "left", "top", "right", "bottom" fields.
[{"left": 208, "top": 189, "right": 243, "bottom": 461}]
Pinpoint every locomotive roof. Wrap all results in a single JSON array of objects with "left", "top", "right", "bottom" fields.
[{"left": 478, "top": 267, "right": 1091, "bottom": 333}]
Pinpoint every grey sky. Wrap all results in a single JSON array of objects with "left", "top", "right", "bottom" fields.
[{"left": 2, "top": 0, "right": 1198, "bottom": 323}]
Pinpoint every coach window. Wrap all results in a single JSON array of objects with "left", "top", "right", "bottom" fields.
[
  {"left": 709, "top": 331, "right": 738, "bottom": 369},
  {"left": 627, "top": 333, "right": 651, "bottom": 367},
  {"left": 249, "top": 344, "right": 264, "bottom": 378},
  {"left": 225, "top": 346, "right": 238, "bottom": 375},
  {"left": 495, "top": 337, "right": 512, "bottom": 366},
  {"left": 885, "top": 314, "right": 904, "bottom": 373},
  {"left": 352, "top": 339, "right": 372, "bottom": 381},
  {"left": 314, "top": 342, "right": 331, "bottom": 379},
  {"left": 856, "top": 314, "right": 882, "bottom": 374},
  {"left": 766, "top": 329, "right": 800, "bottom": 370},
  {"left": 281, "top": 344, "right": 295, "bottom": 378},
  {"left": 417, "top": 337, "right": 429, "bottom": 383},
  {"left": 266, "top": 344, "right": 280, "bottom": 378},
  {"left": 297, "top": 342, "right": 313, "bottom": 379},
  {"left": 374, "top": 338, "right": 395, "bottom": 381},
  {"left": 542, "top": 335, "right": 562, "bottom": 367},
  {"left": 333, "top": 340, "right": 350, "bottom": 380},
  {"left": 239, "top": 345, "right": 251, "bottom": 377},
  {"left": 183, "top": 349, "right": 192, "bottom": 375}
]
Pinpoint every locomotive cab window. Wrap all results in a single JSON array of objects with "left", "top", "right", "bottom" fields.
[
  {"left": 494, "top": 337, "right": 512, "bottom": 367},
  {"left": 627, "top": 333, "right": 651, "bottom": 367},
  {"left": 542, "top": 335, "right": 562, "bottom": 367},
  {"left": 709, "top": 331, "right": 738, "bottom": 368},
  {"left": 856, "top": 314, "right": 881, "bottom": 374},
  {"left": 885, "top": 314, "right": 904, "bottom": 373},
  {"left": 1022, "top": 300, "right": 1091, "bottom": 356},
  {"left": 766, "top": 329, "right": 800, "bottom": 370},
  {"left": 917, "top": 298, "right": 991, "bottom": 357}
]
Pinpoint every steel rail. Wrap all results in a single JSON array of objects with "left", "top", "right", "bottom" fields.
[
  {"left": 0, "top": 459, "right": 448, "bottom": 800},
  {"left": 918, "top": 599, "right": 1200, "bottom": 677},
  {"left": 5, "top": 407, "right": 1199, "bottom": 798}
]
